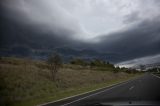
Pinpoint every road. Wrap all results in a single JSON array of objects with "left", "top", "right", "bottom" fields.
[{"left": 40, "top": 74, "right": 160, "bottom": 106}]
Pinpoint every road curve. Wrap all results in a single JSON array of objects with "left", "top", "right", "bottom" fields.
[{"left": 40, "top": 74, "right": 160, "bottom": 106}]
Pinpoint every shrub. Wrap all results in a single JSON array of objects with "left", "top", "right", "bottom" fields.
[{"left": 47, "top": 53, "right": 62, "bottom": 81}]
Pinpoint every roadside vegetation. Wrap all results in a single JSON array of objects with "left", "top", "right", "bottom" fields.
[{"left": 0, "top": 56, "right": 142, "bottom": 106}]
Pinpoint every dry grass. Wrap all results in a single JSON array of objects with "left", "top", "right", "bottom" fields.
[
  {"left": 0, "top": 57, "right": 138, "bottom": 106},
  {"left": 57, "top": 68, "right": 130, "bottom": 88}
]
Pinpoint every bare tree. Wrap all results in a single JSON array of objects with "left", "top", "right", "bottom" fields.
[{"left": 47, "top": 53, "right": 62, "bottom": 81}]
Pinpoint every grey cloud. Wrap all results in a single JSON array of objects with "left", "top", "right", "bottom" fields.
[
  {"left": 1, "top": 0, "right": 87, "bottom": 40},
  {"left": 1, "top": 0, "right": 160, "bottom": 65},
  {"left": 95, "top": 17, "right": 160, "bottom": 62},
  {"left": 2, "top": 0, "right": 160, "bottom": 40},
  {"left": 117, "top": 54, "right": 160, "bottom": 68},
  {"left": 123, "top": 12, "right": 140, "bottom": 24}
]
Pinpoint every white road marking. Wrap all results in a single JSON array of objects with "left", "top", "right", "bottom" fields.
[
  {"left": 38, "top": 75, "right": 142, "bottom": 106},
  {"left": 38, "top": 80, "right": 130, "bottom": 106},
  {"left": 61, "top": 79, "right": 137, "bottom": 106},
  {"left": 129, "top": 86, "right": 134, "bottom": 90},
  {"left": 151, "top": 74, "right": 160, "bottom": 79}
]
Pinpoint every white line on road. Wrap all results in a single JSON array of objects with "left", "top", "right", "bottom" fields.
[
  {"left": 38, "top": 80, "right": 130, "bottom": 106},
  {"left": 38, "top": 75, "right": 142, "bottom": 106},
  {"left": 151, "top": 74, "right": 160, "bottom": 79},
  {"left": 129, "top": 86, "right": 134, "bottom": 90},
  {"left": 61, "top": 79, "right": 136, "bottom": 106}
]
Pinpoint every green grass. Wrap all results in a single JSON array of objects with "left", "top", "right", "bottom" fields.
[{"left": 0, "top": 57, "right": 140, "bottom": 106}]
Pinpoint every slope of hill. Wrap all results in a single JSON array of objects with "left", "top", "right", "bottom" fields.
[{"left": 0, "top": 57, "right": 138, "bottom": 106}]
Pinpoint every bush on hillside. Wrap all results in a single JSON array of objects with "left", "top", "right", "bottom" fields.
[
  {"left": 70, "top": 58, "right": 88, "bottom": 66},
  {"left": 47, "top": 53, "right": 62, "bottom": 81}
]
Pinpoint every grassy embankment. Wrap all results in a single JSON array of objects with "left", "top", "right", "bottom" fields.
[{"left": 0, "top": 57, "right": 141, "bottom": 106}]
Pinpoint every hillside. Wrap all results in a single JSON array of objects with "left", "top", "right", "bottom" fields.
[{"left": 0, "top": 57, "right": 138, "bottom": 106}]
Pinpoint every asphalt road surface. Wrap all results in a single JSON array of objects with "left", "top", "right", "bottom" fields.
[{"left": 40, "top": 74, "right": 160, "bottom": 106}]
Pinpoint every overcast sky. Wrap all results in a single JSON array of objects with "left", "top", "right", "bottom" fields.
[
  {"left": 116, "top": 54, "right": 160, "bottom": 68},
  {"left": 1, "top": 0, "right": 160, "bottom": 66},
  {"left": 3, "top": 0, "right": 160, "bottom": 40}
]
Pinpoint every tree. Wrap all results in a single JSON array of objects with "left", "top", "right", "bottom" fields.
[
  {"left": 90, "top": 59, "right": 110, "bottom": 67},
  {"left": 70, "top": 58, "right": 88, "bottom": 66},
  {"left": 47, "top": 53, "right": 62, "bottom": 81}
]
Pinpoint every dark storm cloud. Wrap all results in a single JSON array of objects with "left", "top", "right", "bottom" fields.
[
  {"left": 1, "top": 0, "right": 160, "bottom": 65},
  {"left": 123, "top": 12, "right": 140, "bottom": 24},
  {"left": 95, "top": 17, "right": 160, "bottom": 62},
  {"left": 0, "top": 4, "right": 85, "bottom": 50},
  {"left": 0, "top": 0, "right": 88, "bottom": 41}
]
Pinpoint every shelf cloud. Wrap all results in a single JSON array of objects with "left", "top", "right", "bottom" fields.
[{"left": 1, "top": 0, "right": 160, "bottom": 65}]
